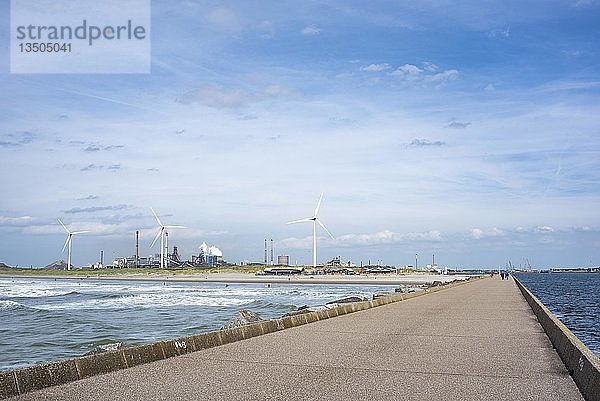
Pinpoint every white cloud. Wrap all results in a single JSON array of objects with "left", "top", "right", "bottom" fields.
[
  {"left": 0, "top": 216, "right": 34, "bottom": 227},
  {"left": 469, "top": 227, "right": 505, "bottom": 239},
  {"left": 360, "top": 63, "right": 391, "bottom": 72},
  {"left": 264, "top": 85, "right": 294, "bottom": 98},
  {"left": 301, "top": 25, "right": 321, "bottom": 36},
  {"left": 425, "top": 69, "right": 459, "bottom": 83},
  {"left": 391, "top": 64, "right": 423, "bottom": 81},
  {"left": 278, "top": 229, "right": 443, "bottom": 249},
  {"left": 487, "top": 26, "right": 511, "bottom": 39},
  {"left": 277, "top": 236, "right": 314, "bottom": 249},
  {"left": 389, "top": 64, "right": 458, "bottom": 85},
  {"left": 336, "top": 229, "right": 443, "bottom": 246},
  {"left": 176, "top": 85, "right": 245, "bottom": 108},
  {"left": 423, "top": 61, "right": 438, "bottom": 72},
  {"left": 446, "top": 120, "right": 471, "bottom": 129}
]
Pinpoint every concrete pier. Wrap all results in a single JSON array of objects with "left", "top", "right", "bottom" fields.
[{"left": 8, "top": 277, "right": 586, "bottom": 400}]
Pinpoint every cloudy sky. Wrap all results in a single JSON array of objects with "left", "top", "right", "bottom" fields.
[{"left": 1, "top": 1, "right": 599, "bottom": 269}]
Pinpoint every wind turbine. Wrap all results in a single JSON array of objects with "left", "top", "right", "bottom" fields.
[
  {"left": 58, "top": 219, "right": 90, "bottom": 270},
  {"left": 286, "top": 192, "right": 334, "bottom": 267},
  {"left": 149, "top": 208, "right": 186, "bottom": 268}
]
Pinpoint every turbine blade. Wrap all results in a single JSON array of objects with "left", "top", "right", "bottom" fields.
[
  {"left": 150, "top": 207, "right": 163, "bottom": 227},
  {"left": 150, "top": 228, "right": 162, "bottom": 248},
  {"left": 164, "top": 225, "right": 187, "bottom": 229},
  {"left": 286, "top": 218, "right": 311, "bottom": 225},
  {"left": 58, "top": 219, "right": 70, "bottom": 234},
  {"left": 61, "top": 235, "right": 71, "bottom": 253},
  {"left": 314, "top": 192, "right": 324, "bottom": 217},
  {"left": 71, "top": 230, "right": 91, "bottom": 235},
  {"left": 317, "top": 219, "right": 335, "bottom": 239}
]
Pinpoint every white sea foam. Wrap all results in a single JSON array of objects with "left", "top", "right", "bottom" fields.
[
  {"left": 34, "top": 293, "right": 255, "bottom": 311},
  {"left": 0, "top": 286, "right": 78, "bottom": 298},
  {"left": 0, "top": 300, "right": 22, "bottom": 309}
]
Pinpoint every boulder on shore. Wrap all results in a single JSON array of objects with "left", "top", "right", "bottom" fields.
[
  {"left": 326, "top": 296, "right": 366, "bottom": 305},
  {"left": 221, "top": 309, "right": 264, "bottom": 330},
  {"left": 84, "top": 342, "right": 127, "bottom": 356},
  {"left": 282, "top": 305, "right": 313, "bottom": 317}
]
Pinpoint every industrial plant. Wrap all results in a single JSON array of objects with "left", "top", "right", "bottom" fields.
[{"left": 50, "top": 202, "right": 449, "bottom": 273}]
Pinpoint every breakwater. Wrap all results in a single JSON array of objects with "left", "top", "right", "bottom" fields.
[
  {"left": 0, "top": 277, "right": 477, "bottom": 399},
  {"left": 1, "top": 277, "right": 424, "bottom": 372},
  {"left": 514, "top": 277, "right": 600, "bottom": 401},
  {"left": 514, "top": 272, "right": 600, "bottom": 357}
]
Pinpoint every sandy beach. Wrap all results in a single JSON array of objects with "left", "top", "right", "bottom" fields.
[{"left": 1, "top": 271, "right": 476, "bottom": 286}]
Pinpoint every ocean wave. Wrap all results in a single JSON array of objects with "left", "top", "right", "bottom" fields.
[
  {"left": 33, "top": 293, "right": 256, "bottom": 311},
  {"left": 245, "top": 299, "right": 298, "bottom": 310},
  {"left": 0, "top": 300, "right": 24, "bottom": 310}
]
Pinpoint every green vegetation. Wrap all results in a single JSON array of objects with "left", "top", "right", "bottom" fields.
[
  {"left": 0, "top": 265, "right": 431, "bottom": 278},
  {"left": 0, "top": 264, "right": 270, "bottom": 278}
]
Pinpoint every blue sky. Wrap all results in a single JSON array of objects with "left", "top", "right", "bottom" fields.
[{"left": 1, "top": 0, "right": 599, "bottom": 268}]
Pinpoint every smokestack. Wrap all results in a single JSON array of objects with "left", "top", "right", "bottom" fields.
[
  {"left": 135, "top": 230, "right": 140, "bottom": 267},
  {"left": 100, "top": 250, "right": 104, "bottom": 267},
  {"left": 264, "top": 239, "right": 267, "bottom": 264},
  {"left": 270, "top": 239, "right": 274, "bottom": 266},
  {"left": 432, "top": 253, "right": 435, "bottom": 267},
  {"left": 415, "top": 253, "right": 418, "bottom": 270}
]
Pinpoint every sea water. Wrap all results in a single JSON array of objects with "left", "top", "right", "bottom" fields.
[
  {"left": 515, "top": 272, "right": 600, "bottom": 357},
  {"left": 0, "top": 277, "right": 401, "bottom": 371}
]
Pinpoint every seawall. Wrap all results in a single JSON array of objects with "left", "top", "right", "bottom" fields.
[
  {"left": 0, "top": 277, "right": 477, "bottom": 399},
  {"left": 514, "top": 277, "right": 600, "bottom": 401}
]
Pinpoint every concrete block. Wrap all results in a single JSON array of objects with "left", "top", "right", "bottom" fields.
[
  {"left": 260, "top": 320, "right": 280, "bottom": 334},
  {"left": 215, "top": 331, "right": 226, "bottom": 347},
  {"left": 160, "top": 340, "right": 179, "bottom": 359},
  {"left": 280, "top": 316, "right": 295, "bottom": 329},
  {"left": 177, "top": 336, "right": 198, "bottom": 354},
  {"left": 304, "top": 312, "right": 319, "bottom": 324},
  {"left": 0, "top": 370, "right": 18, "bottom": 399},
  {"left": 195, "top": 331, "right": 221, "bottom": 350},
  {"left": 584, "top": 374, "right": 600, "bottom": 401},
  {"left": 243, "top": 323, "right": 264, "bottom": 339},
  {"left": 295, "top": 314, "right": 309, "bottom": 326},
  {"left": 226, "top": 327, "right": 246, "bottom": 343},
  {"left": 14, "top": 364, "right": 51, "bottom": 395},
  {"left": 287, "top": 315, "right": 301, "bottom": 327},
  {"left": 157, "top": 340, "right": 183, "bottom": 359},
  {"left": 515, "top": 277, "right": 600, "bottom": 401},
  {"left": 339, "top": 305, "right": 351, "bottom": 315},
  {"left": 217, "top": 329, "right": 232, "bottom": 344},
  {"left": 122, "top": 344, "right": 163, "bottom": 369},
  {"left": 75, "top": 350, "right": 127, "bottom": 379},
  {"left": 573, "top": 354, "right": 597, "bottom": 396},
  {"left": 46, "top": 359, "right": 79, "bottom": 387},
  {"left": 561, "top": 337, "right": 577, "bottom": 371}
]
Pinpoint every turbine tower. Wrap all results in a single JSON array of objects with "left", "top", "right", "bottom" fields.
[
  {"left": 150, "top": 208, "right": 186, "bottom": 268},
  {"left": 58, "top": 219, "right": 90, "bottom": 270},
  {"left": 286, "top": 192, "right": 334, "bottom": 267}
]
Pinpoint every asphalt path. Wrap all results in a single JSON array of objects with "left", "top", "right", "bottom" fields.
[{"left": 11, "top": 276, "right": 584, "bottom": 400}]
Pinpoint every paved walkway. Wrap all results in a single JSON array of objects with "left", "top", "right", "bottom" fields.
[{"left": 12, "top": 277, "right": 584, "bottom": 400}]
